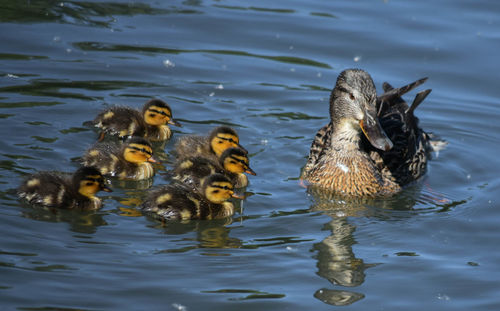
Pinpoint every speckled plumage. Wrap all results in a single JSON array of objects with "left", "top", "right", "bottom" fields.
[
  {"left": 301, "top": 69, "right": 433, "bottom": 197},
  {"left": 142, "top": 174, "right": 236, "bottom": 221},
  {"left": 17, "top": 166, "right": 111, "bottom": 210},
  {"left": 82, "top": 137, "right": 155, "bottom": 180},
  {"left": 92, "top": 99, "right": 179, "bottom": 141}
]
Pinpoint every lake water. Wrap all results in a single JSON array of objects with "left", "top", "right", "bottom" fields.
[{"left": 1, "top": 0, "right": 500, "bottom": 310}]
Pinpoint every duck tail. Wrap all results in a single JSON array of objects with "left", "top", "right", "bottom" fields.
[
  {"left": 380, "top": 77, "right": 428, "bottom": 101},
  {"left": 406, "top": 89, "right": 432, "bottom": 118}
]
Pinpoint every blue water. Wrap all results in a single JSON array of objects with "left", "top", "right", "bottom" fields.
[{"left": 1, "top": 0, "right": 500, "bottom": 310}]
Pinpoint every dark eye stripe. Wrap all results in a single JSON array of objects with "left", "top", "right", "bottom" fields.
[
  {"left": 148, "top": 108, "right": 170, "bottom": 117},
  {"left": 229, "top": 156, "right": 248, "bottom": 167},
  {"left": 212, "top": 185, "right": 233, "bottom": 191},
  {"left": 130, "top": 146, "right": 152, "bottom": 156},
  {"left": 217, "top": 136, "right": 237, "bottom": 144}
]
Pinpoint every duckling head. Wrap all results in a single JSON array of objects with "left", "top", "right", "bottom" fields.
[
  {"left": 220, "top": 147, "right": 256, "bottom": 175},
  {"left": 123, "top": 137, "right": 157, "bottom": 164},
  {"left": 202, "top": 173, "right": 240, "bottom": 204},
  {"left": 209, "top": 126, "right": 248, "bottom": 157},
  {"left": 73, "top": 166, "right": 112, "bottom": 198},
  {"left": 142, "top": 99, "right": 181, "bottom": 127},
  {"left": 330, "top": 69, "right": 393, "bottom": 151}
]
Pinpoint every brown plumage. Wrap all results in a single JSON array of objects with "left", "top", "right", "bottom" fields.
[
  {"left": 301, "top": 69, "right": 434, "bottom": 197},
  {"left": 18, "top": 166, "right": 112, "bottom": 210},
  {"left": 92, "top": 99, "right": 181, "bottom": 141},
  {"left": 82, "top": 137, "right": 156, "bottom": 180},
  {"left": 142, "top": 174, "right": 241, "bottom": 221}
]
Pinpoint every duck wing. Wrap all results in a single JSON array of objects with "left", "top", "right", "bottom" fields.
[
  {"left": 370, "top": 79, "right": 432, "bottom": 185},
  {"left": 301, "top": 122, "right": 332, "bottom": 178}
]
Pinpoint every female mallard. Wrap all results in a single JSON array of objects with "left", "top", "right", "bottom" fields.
[
  {"left": 142, "top": 173, "right": 242, "bottom": 221},
  {"left": 301, "top": 69, "right": 433, "bottom": 197},
  {"left": 92, "top": 99, "right": 181, "bottom": 141},
  {"left": 82, "top": 137, "right": 157, "bottom": 180},
  {"left": 18, "top": 166, "right": 112, "bottom": 210},
  {"left": 174, "top": 126, "right": 247, "bottom": 161},
  {"left": 171, "top": 147, "right": 256, "bottom": 189}
]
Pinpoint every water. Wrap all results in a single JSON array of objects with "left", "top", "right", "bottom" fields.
[{"left": 1, "top": 0, "right": 500, "bottom": 310}]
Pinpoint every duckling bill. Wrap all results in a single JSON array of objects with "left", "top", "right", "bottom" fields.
[
  {"left": 301, "top": 68, "right": 434, "bottom": 197},
  {"left": 18, "top": 166, "right": 111, "bottom": 210}
]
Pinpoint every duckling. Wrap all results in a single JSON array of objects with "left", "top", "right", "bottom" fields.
[
  {"left": 142, "top": 173, "right": 242, "bottom": 221},
  {"left": 301, "top": 68, "right": 433, "bottom": 197},
  {"left": 171, "top": 147, "right": 256, "bottom": 188},
  {"left": 18, "top": 166, "right": 112, "bottom": 210},
  {"left": 92, "top": 99, "right": 181, "bottom": 141},
  {"left": 174, "top": 126, "right": 247, "bottom": 161},
  {"left": 82, "top": 137, "right": 157, "bottom": 180}
]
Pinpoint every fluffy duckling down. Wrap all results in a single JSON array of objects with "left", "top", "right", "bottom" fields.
[
  {"left": 142, "top": 173, "right": 242, "bottom": 221},
  {"left": 82, "top": 137, "right": 157, "bottom": 180},
  {"left": 174, "top": 126, "right": 247, "bottom": 161},
  {"left": 92, "top": 99, "right": 181, "bottom": 141},
  {"left": 171, "top": 147, "right": 255, "bottom": 189},
  {"left": 18, "top": 166, "right": 111, "bottom": 210}
]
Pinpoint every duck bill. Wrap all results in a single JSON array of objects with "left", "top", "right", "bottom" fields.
[
  {"left": 231, "top": 192, "right": 246, "bottom": 200},
  {"left": 101, "top": 185, "right": 113, "bottom": 192},
  {"left": 245, "top": 167, "right": 257, "bottom": 176},
  {"left": 168, "top": 118, "right": 182, "bottom": 127},
  {"left": 359, "top": 115, "right": 393, "bottom": 151},
  {"left": 147, "top": 156, "right": 158, "bottom": 163}
]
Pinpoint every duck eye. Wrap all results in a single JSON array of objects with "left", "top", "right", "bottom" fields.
[
  {"left": 149, "top": 113, "right": 156, "bottom": 118},
  {"left": 230, "top": 160, "right": 237, "bottom": 164},
  {"left": 212, "top": 190, "right": 220, "bottom": 194},
  {"left": 349, "top": 93, "right": 355, "bottom": 100},
  {"left": 86, "top": 182, "right": 94, "bottom": 186}
]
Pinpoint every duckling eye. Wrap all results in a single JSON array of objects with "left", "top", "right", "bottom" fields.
[
  {"left": 212, "top": 190, "right": 220, "bottom": 194},
  {"left": 230, "top": 160, "right": 237, "bottom": 164},
  {"left": 85, "top": 182, "right": 94, "bottom": 186},
  {"left": 148, "top": 113, "right": 156, "bottom": 118}
]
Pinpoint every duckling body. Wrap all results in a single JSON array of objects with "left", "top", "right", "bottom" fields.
[
  {"left": 142, "top": 174, "right": 238, "bottom": 221},
  {"left": 174, "top": 126, "right": 247, "bottom": 161},
  {"left": 301, "top": 69, "right": 432, "bottom": 197},
  {"left": 82, "top": 137, "right": 156, "bottom": 180},
  {"left": 18, "top": 166, "right": 111, "bottom": 209},
  {"left": 171, "top": 147, "right": 255, "bottom": 189},
  {"left": 92, "top": 99, "right": 180, "bottom": 141}
]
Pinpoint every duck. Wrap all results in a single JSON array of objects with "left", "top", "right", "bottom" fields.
[
  {"left": 174, "top": 126, "right": 248, "bottom": 161},
  {"left": 301, "top": 68, "right": 433, "bottom": 197},
  {"left": 18, "top": 166, "right": 112, "bottom": 210},
  {"left": 142, "top": 173, "right": 242, "bottom": 221},
  {"left": 82, "top": 137, "right": 157, "bottom": 180},
  {"left": 171, "top": 147, "right": 256, "bottom": 189},
  {"left": 92, "top": 99, "right": 181, "bottom": 141}
]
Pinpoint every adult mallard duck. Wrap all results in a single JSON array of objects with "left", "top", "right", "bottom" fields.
[
  {"left": 92, "top": 99, "right": 181, "bottom": 141},
  {"left": 18, "top": 166, "right": 112, "bottom": 210},
  {"left": 174, "top": 126, "right": 247, "bottom": 161},
  {"left": 82, "top": 137, "right": 157, "bottom": 180},
  {"left": 301, "top": 68, "right": 434, "bottom": 197},
  {"left": 142, "top": 173, "right": 242, "bottom": 221}
]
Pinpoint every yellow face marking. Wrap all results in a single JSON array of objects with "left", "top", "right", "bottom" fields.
[
  {"left": 103, "top": 111, "right": 114, "bottom": 120},
  {"left": 205, "top": 181, "right": 234, "bottom": 204},
  {"left": 156, "top": 193, "right": 172, "bottom": 205},
  {"left": 211, "top": 133, "right": 240, "bottom": 156},
  {"left": 26, "top": 178, "right": 40, "bottom": 187},
  {"left": 144, "top": 106, "right": 172, "bottom": 126},
  {"left": 88, "top": 149, "right": 99, "bottom": 157},
  {"left": 223, "top": 154, "right": 250, "bottom": 174},
  {"left": 127, "top": 122, "right": 137, "bottom": 136},
  {"left": 78, "top": 176, "right": 103, "bottom": 198},
  {"left": 124, "top": 143, "right": 153, "bottom": 164}
]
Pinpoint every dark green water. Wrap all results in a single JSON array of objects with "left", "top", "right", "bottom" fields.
[{"left": 1, "top": 0, "right": 500, "bottom": 310}]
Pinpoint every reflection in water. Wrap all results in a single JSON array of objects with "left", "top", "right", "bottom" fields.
[
  {"left": 19, "top": 203, "right": 108, "bottom": 234},
  {"left": 312, "top": 217, "right": 371, "bottom": 306}
]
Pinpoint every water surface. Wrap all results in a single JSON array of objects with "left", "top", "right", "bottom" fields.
[{"left": 1, "top": 0, "right": 500, "bottom": 310}]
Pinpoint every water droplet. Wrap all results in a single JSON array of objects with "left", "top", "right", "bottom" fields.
[
  {"left": 163, "top": 59, "right": 175, "bottom": 68},
  {"left": 353, "top": 56, "right": 361, "bottom": 62},
  {"left": 215, "top": 84, "right": 224, "bottom": 90},
  {"left": 209, "top": 92, "right": 215, "bottom": 97}
]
